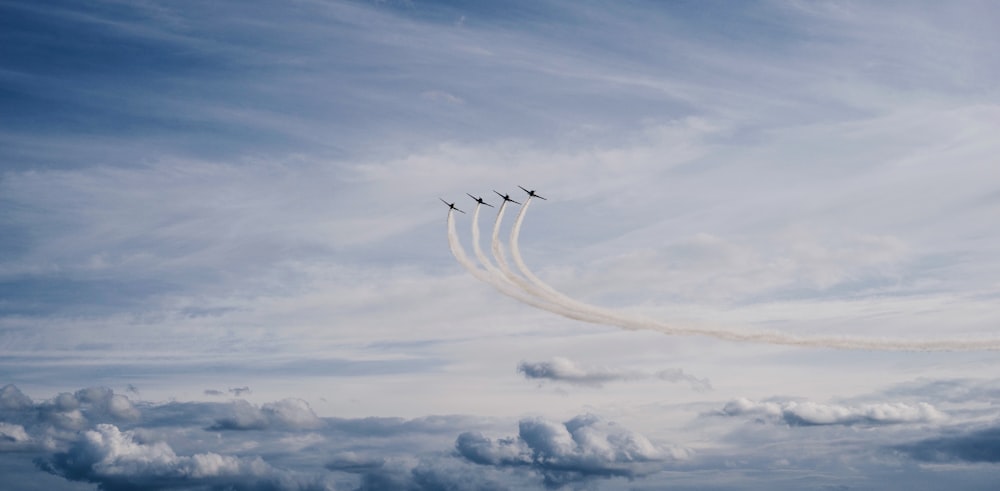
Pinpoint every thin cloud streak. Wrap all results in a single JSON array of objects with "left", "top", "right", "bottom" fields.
[{"left": 517, "top": 357, "right": 711, "bottom": 391}]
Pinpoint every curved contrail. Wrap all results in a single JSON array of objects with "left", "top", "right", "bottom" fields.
[
  {"left": 491, "top": 202, "right": 558, "bottom": 301},
  {"left": 470, "top": 203, "right": 507, "bottom": 280},
  {"left": 510, "top": 199, "right": 609, "bottom": 308},
  {"left": 446, "top": 209, "right": 607, "bottom": 322},
  {"left": 506, "top": 199, "right": 629, "bottom": 326},
  {"left": 473, "top": 200, "right": 1000, "bottom": 352}
]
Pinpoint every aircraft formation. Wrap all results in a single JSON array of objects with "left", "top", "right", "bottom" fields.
[
  {"left": 441, "top": 184, "right": 1000, "bottom": 352},
  {"left": 441, "top": 185, "right": 544, "bottom": 211}
]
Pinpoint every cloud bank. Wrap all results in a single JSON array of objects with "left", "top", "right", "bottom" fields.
[
  {"left": 39, "top": 423, "right": 334, "bottom": 491},
  {"left": 4, "top": 383, "right": 1000, "bottom": 490},
  {"left": 457, "top": 414, "right": 686, "bottom": 487}
]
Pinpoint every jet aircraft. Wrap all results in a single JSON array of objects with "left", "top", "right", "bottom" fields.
[
  {"left": 518, "top": 185, "right": 547, "bottom": 200},
  {"left": 493, "top": 190, "right": 521, "bottom": 205},
  {"left": 466, "top": 193, "right": 495, "bottom": 207},
  {"left": 439, "top": 198, "right": 466, "bottom": 214}
]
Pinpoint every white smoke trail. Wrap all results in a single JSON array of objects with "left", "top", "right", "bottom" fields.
[
  {"left": 446, "top": 210, "right": 607, "bottom": 322},
  {"left": 510, "top": 198, "right": 601, "bottom": 307},
  {"left": 490, "top": 202, "right": 516, "bottom": 281},
  {"left": 447, "top": 210, "right": 498, "bottom": 286},
  {"left": 505, "top": 199, "right": 629, "bottom": 326},
  {"left": 471, "top": 203, "right": 507, "bottom": 279},
  {"left": 490, "top": 201, "right": 596, "bottom": 314},
  {"left": 491, "top": 202, "right": 551, "bottom": 296},
  {"left": 499, "top": 202, "right": 1000, "bottom": 352}
]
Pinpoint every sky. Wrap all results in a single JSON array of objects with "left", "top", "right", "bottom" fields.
[{"left": 1, "top": 0, "right": 999, "bottom": 489}]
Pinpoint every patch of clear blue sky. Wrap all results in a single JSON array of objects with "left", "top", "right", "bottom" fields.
[
  {"left": 1, "top": 0, "right": 359, "bottom": 168},
  {"left": 0, "top": 277, "right": 174, "bottom": 315}
]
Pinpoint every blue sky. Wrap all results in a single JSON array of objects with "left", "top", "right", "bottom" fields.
[{"left": 2, "top": 0, "right": 1000, "bottom": 489}]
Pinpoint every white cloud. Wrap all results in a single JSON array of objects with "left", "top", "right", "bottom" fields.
[
  {"left": 0, "top": 384, "right": 33, "bottom": 410},
  {"left": 517, "top": 357, "right": 711, "bottom": 390},
  {"left": 0, "top": 422, "right": 29, "bottom": 443},
  {"left": 263, "top": 399, "right": 324, "bottom": 430},
  {"left": 0, "top": 422, "right": 32, "bottom": 451},
  {"left": 40, "top": 424, "right": 333, "bottom": 490},
  {"left": 721, "top": 398, "right": 945, "bottom": 426},
  {"left": 211, "top": 398, "right": 322, "bottom": 431},
  {"left": 457, "top": 414, "right": 686, "bottom": 487}
]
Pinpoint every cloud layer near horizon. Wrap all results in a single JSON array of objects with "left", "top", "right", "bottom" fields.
[{"left": 5, "top": 382, "right": 1000, "bottom": 490}]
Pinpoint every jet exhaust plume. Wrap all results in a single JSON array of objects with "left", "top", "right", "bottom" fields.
[
  {"left": 471, "top": 203, "right": 504, "bottom": 278},
  {"left": 447, "top": 209, "right": 605, "bottom": 322},
  {"left": 446, "top": 192, "right": 1000, "bottom": 351}
]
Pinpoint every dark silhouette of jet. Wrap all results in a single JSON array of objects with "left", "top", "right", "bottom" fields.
[
  {"left": 466, "top": 193, "right": 495, "bottom": 207},
  {"left": 439, "top": 198, "right": 465, "bottom": 214},
  {"left": 493, "top": 190, "right": 521, "bottom": 205},
  {"left": 518, "top": 185, "right": 546, "bottom": 200}
]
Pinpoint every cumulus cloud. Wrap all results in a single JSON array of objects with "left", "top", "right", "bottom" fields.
[
  {"left": 263, "top": 399, "right": 324, "bottom": 430},
  {"left": 0, "top": 422, "right": 32, "bottom": 451},
  {"left": 33, "top": 387, "right": 140, "bottom": 431},
  {"left": 74, "top": 387, "right": 141, "bottom": 421},
  {"left": 0, "top": 384, "right": 33, "bottom": 410},
  {"left": 516, "top": 357, "right": 710, "bottom": 390},
  {"left": 38, "top": 423, "right": 334, "bottom": 490},
  {"left": 721, "top": 398, "right": 945, "bottom": 426},
  {"left": 457, "top": 414, "right": 684, "bottom": 487},
  {"left": 0, "top": 422, "right": 29, "bottom": 443},
  {"left": 210, "top": 399, "right": 322, "bottom": 431},
  {"left": 1, "top": 385, "right": 353, "bottom": 489},
  {"left": 210, "top": 399, "right": 269, "bottom": 430},
  {"left": 0, "top": 384, "right": 139, "bottom": 434}
]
